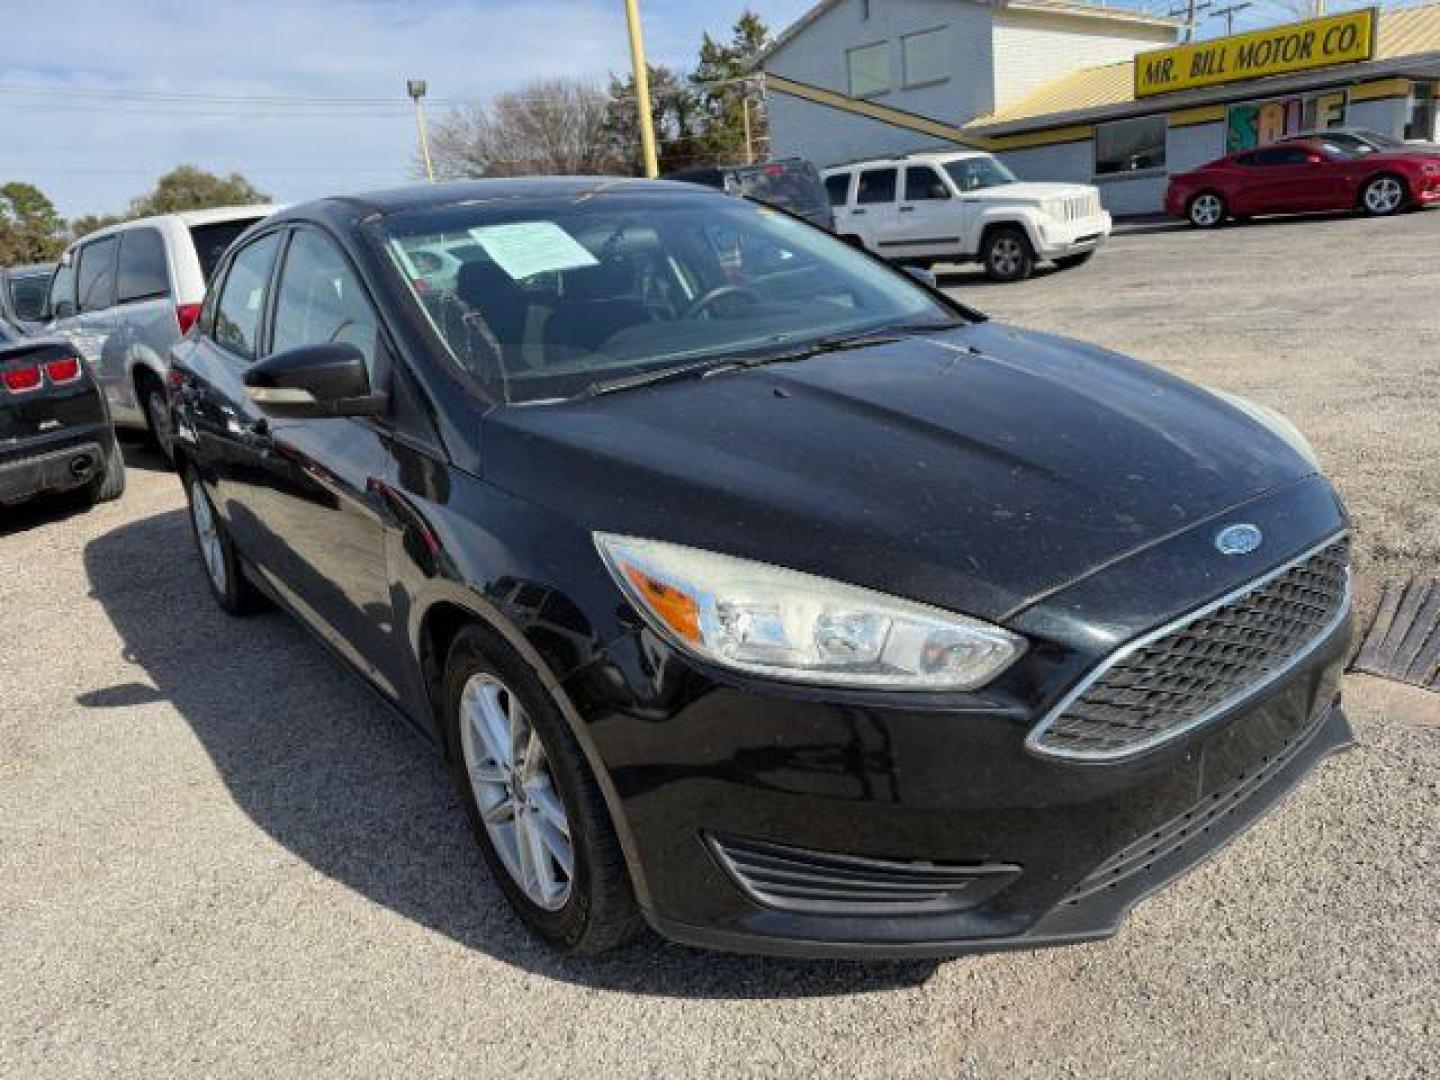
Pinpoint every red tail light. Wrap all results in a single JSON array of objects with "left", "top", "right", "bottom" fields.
[
  {"left": 2, "top": 365, "right": 42, "bottom": 393},
  {"left": 44, "top": 356, "right": 82, "bottom": 384},
  {"left": 176, "top": 303, "right": 203, "bottom": 335}
]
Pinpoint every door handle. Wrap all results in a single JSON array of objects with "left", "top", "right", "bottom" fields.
[
  {"left": 898, "top": 206, "right": 915, "bottom": 213},
  {"left": 851, "top": 208, "right": 867, "bottom": 216}
]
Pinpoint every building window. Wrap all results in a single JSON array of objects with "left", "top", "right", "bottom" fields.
[
  {"left": 902, "top": 27, "right": 949, "bottom": 88},
  {"left": 847, "top": 42, "right": 890, "bottom": 98},
  {"left": 1095, "top": 115, "right": 1167, "bottom": 176},
  {"left": 860, "top": 0, "right": 870, "bottom": 19},
  {"left": 1407, "top": 82, "right": 1437, "bottom": 141}
]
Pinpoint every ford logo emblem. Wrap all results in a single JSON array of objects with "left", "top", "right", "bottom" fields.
[{"left": 1215, "top": 524, "right": 1264, "bottom": 556}]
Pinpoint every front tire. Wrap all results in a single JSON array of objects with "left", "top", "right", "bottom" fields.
[
  {"left": 1188, "top": 192, "right": 1227, "bottom": 229},
  {"left": 1361, "top": 174, "right": 1407, "bottom": 217},
  {"left": 444, "top": 623, "right": 641, "bottom": 955},
  {"left": 184, "top": 469, "right": 267, "bottom": 616},
  {"left": 982, "top": 226, "right": 1035, "bottom": 283}
]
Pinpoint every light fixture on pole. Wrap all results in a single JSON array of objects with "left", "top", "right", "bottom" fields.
[{"left": 408, "top": 78, "right": 435, "bottom": 183}]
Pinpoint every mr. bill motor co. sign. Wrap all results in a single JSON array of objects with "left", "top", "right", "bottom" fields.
[{"left": 1135, "top": 8, "right": 1378, "bottom": 99}]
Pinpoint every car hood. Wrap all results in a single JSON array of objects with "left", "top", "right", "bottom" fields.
[
  {"left": 974, "top": 182, "right": 1097, "bottom": 202},
  {"left": 482, "top": 323, "right": 1316, "bottom": 623}
]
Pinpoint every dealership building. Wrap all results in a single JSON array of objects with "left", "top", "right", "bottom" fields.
[{"left": 763, "top": 1, "right": 1440, "bottom": 214}]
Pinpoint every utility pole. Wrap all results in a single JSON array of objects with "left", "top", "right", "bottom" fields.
[
  {"left": 1167, "top": 0, "right": 1214, "bottom": 42},
  {"left": 742, "top": 96, "right": 755, "bottom": 165},
  {"left": 407, "top": 79, "right": 435, "bottom": 183},
  {"left": 623, "top": 0, "right": 660, "bottom": 179},
  {"left": 1209, "top": 1, "right": 1252, "bottom": 35}
]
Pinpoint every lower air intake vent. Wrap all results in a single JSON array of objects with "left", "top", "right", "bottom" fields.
[{"left": 708, "top": 836, "right": 1019, "bottom": 917}]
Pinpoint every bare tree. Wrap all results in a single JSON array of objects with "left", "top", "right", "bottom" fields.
[{"left": 428, "top": 77, "right": 620, "bottom": 179}]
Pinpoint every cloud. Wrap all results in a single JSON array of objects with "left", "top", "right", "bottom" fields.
[{"left": 0, "top": 0, "right": 814, "bottom": 220}]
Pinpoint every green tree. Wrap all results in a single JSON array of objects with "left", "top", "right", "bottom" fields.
[
  {"left": 0, "top": 182, "right": 67, "bottom": 263},
  {"left": 128, "top": 165, "right": 269, "bottom": 216},
  {"left": 69, "top": 212, "right": 128, "bottom": 240},
  {"left": 691, "top": 11, "right": 772, "bottom": 164},
  {"left": 604, "top": 64, "right": 704, "bottom": 174}
]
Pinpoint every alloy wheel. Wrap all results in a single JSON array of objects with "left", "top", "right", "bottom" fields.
[
  {"left": 1364, "top": 176, "right": 1404, "bottom": 215},
  {"left": 189, "top": 479, "right": 227, "bottom": 593},
  {"left": 990, "top": 237, "right": 1024, "bottom": 278},
  {"left": 1191, "top": 194, "right": 1223, "bottom": 227},
  {"left": 460, "top": 674, "right": 575, "bottom": 911}
]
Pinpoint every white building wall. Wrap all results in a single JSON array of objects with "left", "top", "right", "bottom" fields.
[
  {"left": 991, "top": 11, "right": 1175, "bottom": 110},
  {"left": 765, "top": 0, "right": 996, "bottom": 169}
]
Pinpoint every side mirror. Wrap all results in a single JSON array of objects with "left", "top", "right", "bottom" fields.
[
  {"left": 903, "top": 264, "right": 938, "bottom": 290},
  {"left": 243, "top": 342, "right": 385, "bottom": 419}
]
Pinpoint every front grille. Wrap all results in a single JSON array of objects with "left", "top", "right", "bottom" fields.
[
  {"left": 709, "top": 836, "right": 1019, "bottom": 917},
  {"left": 1029, "top": 535, "right": 1350, "bottom": 761},
  {"left": 1060, "top": 193, "right": 1100, "bottom": 221}
]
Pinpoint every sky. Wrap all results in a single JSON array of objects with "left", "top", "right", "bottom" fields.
[
  {"left": 0, "top": 0, "right": 817, "bottom": 220},
  {"left": 0, "top": 0, "right": 1335, "bottom": 221}
]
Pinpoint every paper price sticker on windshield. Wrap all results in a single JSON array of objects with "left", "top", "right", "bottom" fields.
[{"left": 469, "top": 221, "right": 599, "bottom": 281}]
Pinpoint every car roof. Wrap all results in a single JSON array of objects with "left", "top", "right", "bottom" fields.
[
  {"left": 277, "top": 176, "right": 718, "bottom": 220},
  {"left": 824, "top": 150, "right": 991, "bottom": 173},
  {"left": 1, "top": 262, "right": 55, "bottom": 277},
  {"left": 74, "top": 204, "right": 281, "bottom": 246}
]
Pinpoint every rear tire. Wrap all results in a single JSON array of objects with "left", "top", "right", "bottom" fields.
[
  {"left": 982, "top": 226, "right": 1035, "bottom": 283},
  {"left": 84, "top": 439, "right": 126, "bottom": 505},
  {"left": 138, "top": 370, "right": 175, "bottom": 465},
  {"left": 1188, "top": 192, "right": 1227, "bottom": 229},
  {"left": 1360, "top": 174, "right": 1407, "bottom": 217},
  {"left": 183, "top": 468, "right": 268, "bottom": 616},
  {"left": 444, "top": 623, "right": 642, "bottom": 955}
]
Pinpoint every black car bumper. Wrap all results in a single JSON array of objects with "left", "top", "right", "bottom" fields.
[
  {"left": 0, "top": 424, "right": 110, "bottom": 504},
  {"left": 579, "top": 606, "right": 1351, "bottom": 960}
]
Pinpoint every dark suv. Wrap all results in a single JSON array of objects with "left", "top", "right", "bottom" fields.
[{"left": 667, "top": 158, "right": 836, "bottom": 231}]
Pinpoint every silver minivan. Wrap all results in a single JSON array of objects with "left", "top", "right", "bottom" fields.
[{"left": 44, "top": 205, "right": 274, "bottom": 458}]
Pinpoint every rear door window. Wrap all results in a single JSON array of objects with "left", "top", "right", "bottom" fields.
[
  {"left": 116, "top": 228, "right": 170, "bottom": 304},
  {"left": 191, "top": 218, "right": 265, "bottom": 284},
  {"left": 856, "top": 168, "right": 898, "bottom": 205},
  {"left": 47, "top": 261, "right": 76, "bottom": 320},
  {"left": 212, "top": 232, "right": 281, "bottom": 359},
  {"left": 825, "top": 173, "right": 852, "bottom": 206},
  {"left": 76, "top": 237, "right": 118, "bottom": 313}
]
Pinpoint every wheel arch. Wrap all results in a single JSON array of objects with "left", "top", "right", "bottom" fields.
[
  {"left": 413, "top": 592, "right": 657, "bottom": 911},
  {"left": 978, "top": 216, "right": 1039, "bottom": 256}
]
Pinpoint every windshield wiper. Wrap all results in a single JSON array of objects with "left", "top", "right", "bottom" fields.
[{"left": 578, "top": 358, "right": 730, "bottom": 399}]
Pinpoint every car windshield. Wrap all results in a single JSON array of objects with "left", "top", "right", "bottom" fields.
[
  {"left": 943, "top": 157, "right": 1019, "bottom": 192},
  {"left": 373, "top": 192, "right": 960, "bottom": 404}
]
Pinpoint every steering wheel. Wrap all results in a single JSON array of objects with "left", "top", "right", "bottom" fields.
[{"left": 683, "top": 285, "right": 763, "bottom": 320}]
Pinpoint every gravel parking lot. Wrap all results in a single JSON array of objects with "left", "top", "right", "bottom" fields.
[{"left": 3, "top": 211, "right": 1437, "bottom": 1078}]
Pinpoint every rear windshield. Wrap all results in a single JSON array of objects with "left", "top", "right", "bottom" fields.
[
  {"left": 730, "top": 163, "right": 831, "bottom": 220},
  {"left": 190, "top": 219, "right": 265, "bottom": 284},
  {"left": 9, "top": 272, "right": 51, "bottom": 321}
]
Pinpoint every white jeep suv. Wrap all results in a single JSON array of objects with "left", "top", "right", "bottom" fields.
[{"left": 823, "top": 151, "right": 1111, "bottom": 282}]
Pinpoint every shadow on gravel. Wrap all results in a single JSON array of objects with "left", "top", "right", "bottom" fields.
[
  {"left": 83, "top": 510, "right": 938, "bottom": 999},
  {"left": 0, "top": 440, "right": 170, "bottom": 539}
]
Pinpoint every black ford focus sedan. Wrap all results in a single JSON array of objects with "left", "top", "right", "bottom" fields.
[{"left": 168, "top": 178, "right": 1352, "bottom": 958}]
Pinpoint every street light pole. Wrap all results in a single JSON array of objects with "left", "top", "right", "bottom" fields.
[
  {"left": 408, "top": 78, "right": 435, "bottom": 183},
  {"left": 623, "top": 0, "right": 660, "bottom": 178}
]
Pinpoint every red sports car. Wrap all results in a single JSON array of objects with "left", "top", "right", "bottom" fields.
[{"left": 1166, "top": 139, "right": 1440, "bottom": 228}]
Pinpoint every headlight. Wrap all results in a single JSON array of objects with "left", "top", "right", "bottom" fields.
[
  {"left": 596, "top": 534, "right": 1026, "bottom": 690},
  {"left": 1042, "top": 196, "right": 1066, "bottom": 219},
  {"left": 1210, "top": 389, "right": 1320, "bottom": 468}
]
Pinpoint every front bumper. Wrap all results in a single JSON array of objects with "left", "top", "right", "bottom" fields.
[
  {"left": 570, "top": 477, "right": 1353, "bottom": 958},
  {"left": 1036, "top": 211, "right": 1112, "bottom": 259}
]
